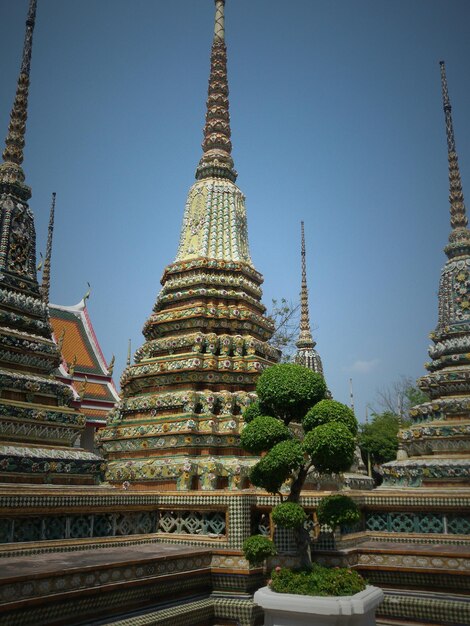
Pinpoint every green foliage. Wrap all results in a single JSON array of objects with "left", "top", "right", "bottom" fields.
[
  {"left": 359, "top": 411, "right": 401, "bottom": 464},
  {"left": 240, "top": 416, "right": 291, "bottom": 454},
  {"left": 242, "top": 401, "right": 263, "bottom": 424},
  {"left": 272, "top": 502, "right": 307, "bottom": 529},
  {"left": 303, "top": 422, "right": 355, "bottom": 474},
  {"left": 250, "top": 440, "right": 304, "bottom": 493},
  {"left": 316, "top": 495, "right": 360, "bottom": 529},
  {"left": 243, "top": 535, "right": 277, "bottom": 566},
  {"left": 269, "top": 565, "right": 366, "bottom": 597},
  {"left": 303, "top": 399, "right": 358, "bottom": 435},
  {"left": 256, "top": 364, "right": 327, "bottom": 423}
]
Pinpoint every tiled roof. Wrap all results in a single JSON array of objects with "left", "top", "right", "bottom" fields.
[
  {"left": 50, "top": 301, "right": 107, "bottom": 375},
  {"left": 49, "top": 300, "right": 119, "bottom": 427},
  {"left": 80, "top": 408, "right": 109, "bottom": 425},
  {"left": 81, "top": 381, "right": 117, "bottom": 403}
]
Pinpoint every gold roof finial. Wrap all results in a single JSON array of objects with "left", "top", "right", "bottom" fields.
[
  {"left": 41, "top": 192, "right": 56, "bottom": 303},
  {"left": 57, "top": 327, "right": 66, "bottom": 352},
  {"left": 68, "top": 354, "right": 77, "bottom": 377},
  {"left": 78, "top": 376, "right": 88, "bottom": 401},
  {"left": 1, "top": 0, "right": 37, "bottom": 191},
  {"left": 83, "top": 282, "right": 91, "bottom": 304},
  {"left": 107, "top": 355, "right": 116, "bottom": 376}
]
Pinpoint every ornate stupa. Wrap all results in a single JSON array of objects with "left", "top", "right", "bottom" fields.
[
  {"left": 383, "top": 62, "right": 470, "bottom": 488},
  {"left": 100, "top": 0, "right": 279, "bottom": 490},
  {"left": 0, "top": 0, "right": 102, "bottom": 484},
  {"left": 294, "top": 222, "right": 325, "bottom": 376}
]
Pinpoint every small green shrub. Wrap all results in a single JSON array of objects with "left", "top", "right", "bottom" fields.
[
  {"left": 317, "top": 495, "right": 361, "bottom": 529},
  {"left": 303, "top": 399, "right": 358, "bottom": 435},
  {"left": 243, "top": 535, "right": 277, "bottom": 566},
  {"left": 272, "top": 502, "right": 307, "bottom": 529},
  {"left": 240, "top": 416, "right": 291, "bottom": 454},
  {"left": 256, "top": 364, "right": 327, "bottom": 423},
  {"left": 303, "top": 422, "right": 355, "bottom": 474},
  {"left": 250, "top": 440, "right": 304, "bottom": 493},
  {"left": 269, "top": 565, "right": 366, "bottom": 596},
  {"left": 243, "top": 401, "right": 263, "bottom": 423}
]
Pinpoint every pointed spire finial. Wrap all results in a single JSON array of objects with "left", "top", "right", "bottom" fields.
[
  {"left": 127, "top": 339, "right": 132, "bottom": 366},
  {"left": 83, "top": 282, "right": 91, "bottom": 304},
  {"left": 439, "top": 62, "right": 470, "bottom": 258},
  {"left": 296, "top": 221, "right": 315, "bottom": 349},
  {"left": 214, "top": 0, "right": 225, "bottom": 41},
  {"left": 195, "top": 0, "right": 236, "bottom": 182},
  {"left": 41, "top": 192, "right": 56, "bottom": 303},
  {"left": 1, "top": 0, "right": 37, "bottom": 171}
]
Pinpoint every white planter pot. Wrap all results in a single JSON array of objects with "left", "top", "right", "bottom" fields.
[{"left": 254, "top": 585, "right": 384, "bottom": 626}]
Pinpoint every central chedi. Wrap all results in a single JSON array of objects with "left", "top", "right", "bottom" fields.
[{"left": 101, "top": 0, "right": 279, "bottom": 490}]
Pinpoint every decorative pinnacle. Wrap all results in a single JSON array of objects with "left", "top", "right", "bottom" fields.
[
  {"left": 196, "top": 0, "right": 236, "bottom": 182},
  {"left": 439, "top": 62, "right": 469, "bottom": 259},
  {"left": 41, "top": 192, "right": 56, "bottom": 303},
  {"left": 127, "top": 339, "right": 132, "bottom": 367},
  {"left": 214, "top": 0, "right": 225, "bottom": 41},
  {"left": 296, "top": 221, "right": 315, "bottom": 349},
  {"left": 2, "top": 0, "right": 37, "bottom": 168}
]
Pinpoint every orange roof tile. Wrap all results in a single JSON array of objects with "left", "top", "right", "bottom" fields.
[{"left": 50, "top": 317, "right": 95, "bottom": 369}]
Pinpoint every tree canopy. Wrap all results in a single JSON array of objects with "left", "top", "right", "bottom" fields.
[
  {"left": 241, "top": 363, "right": 359, "bottom": 568},
  {"left": 358, "top": 411, "right": 402, "bottom": 465}
]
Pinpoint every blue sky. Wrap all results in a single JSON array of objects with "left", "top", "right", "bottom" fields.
[{"left": 1, "top": 0, "right": 470, "bottom": 421}]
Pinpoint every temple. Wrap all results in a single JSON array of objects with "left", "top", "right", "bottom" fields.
[
  {"left": 49, "top": 299, "right": 119, "bottom": 451},
  {"left": 0, "top": 0, "right": 102, "bottom": 485},
  {"left": 382, "top": 61, "right": 470, "bottom": 487},
  {"left": 99, "top": 0, "right": 279, "bottom": 490},
  {"left": 0, "top": 5, "right": 469, "bottom": 626}
]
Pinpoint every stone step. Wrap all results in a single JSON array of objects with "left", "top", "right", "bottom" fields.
[{"left": 0, "top": 544, "right": 213, "bottom": 626}]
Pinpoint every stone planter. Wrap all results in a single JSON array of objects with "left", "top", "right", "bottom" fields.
[{"left": 253, "top": 585, "right": 384, "bottom": 626}]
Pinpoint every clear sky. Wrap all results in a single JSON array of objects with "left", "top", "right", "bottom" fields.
[{"left": 1, "top": 0, "right": 470, "bottom": 421}]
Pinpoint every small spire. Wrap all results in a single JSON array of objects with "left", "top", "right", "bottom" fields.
[
  {"left": 214, "top": 0, "right": 225, "bottom": 41},
  {"left": 439, "top": 62, "right": 470, "bottom": 258},
  {"left": 41, "top": 192, "right": 56, "bottom": 303},
  {"left": 296, "top": 221, "right": 315, "bottom": 349},
  {"left": 127, "top": 339, "right": 132, "bottom": 366},
  {"left": 196, "top": 0, "right": 236, "bottom": 182},
  {"left": 1, "top": 0, "right": 37, "bottom": 169}
]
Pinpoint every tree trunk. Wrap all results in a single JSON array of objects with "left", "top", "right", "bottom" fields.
[
  {"left": 288, "top": 463, "right": 312, "bottom": 568},
  {"left": 295, "top": 525, "right": 312, "bottom": 568}
]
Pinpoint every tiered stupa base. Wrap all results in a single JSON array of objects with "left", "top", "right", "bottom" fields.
[{"left": 100, "top": 257, "right": 279, "bottom": 490}]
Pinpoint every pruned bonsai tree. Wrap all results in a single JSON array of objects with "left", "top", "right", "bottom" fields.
[{"left": 241, "top": 363, "right": 360, "bottom": 569}]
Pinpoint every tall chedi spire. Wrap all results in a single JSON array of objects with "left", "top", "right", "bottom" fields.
[
  {"left": 101, "top": 0, "right": 279, "bottom": 490},
  {"left": 40, "top": 192, "right": 56, "bottom": 303},
  {"left": 0, "top": 1, "right": 102, "bottom": 485},
  {"left": 294, "top": 221, "right": 324, "bottom": 375},
  {"left": 382, "top": 62, "right": 470, "bottom": 488},
  {"left": 294, "top": 223, "right": 372, "bottom": 489}
]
